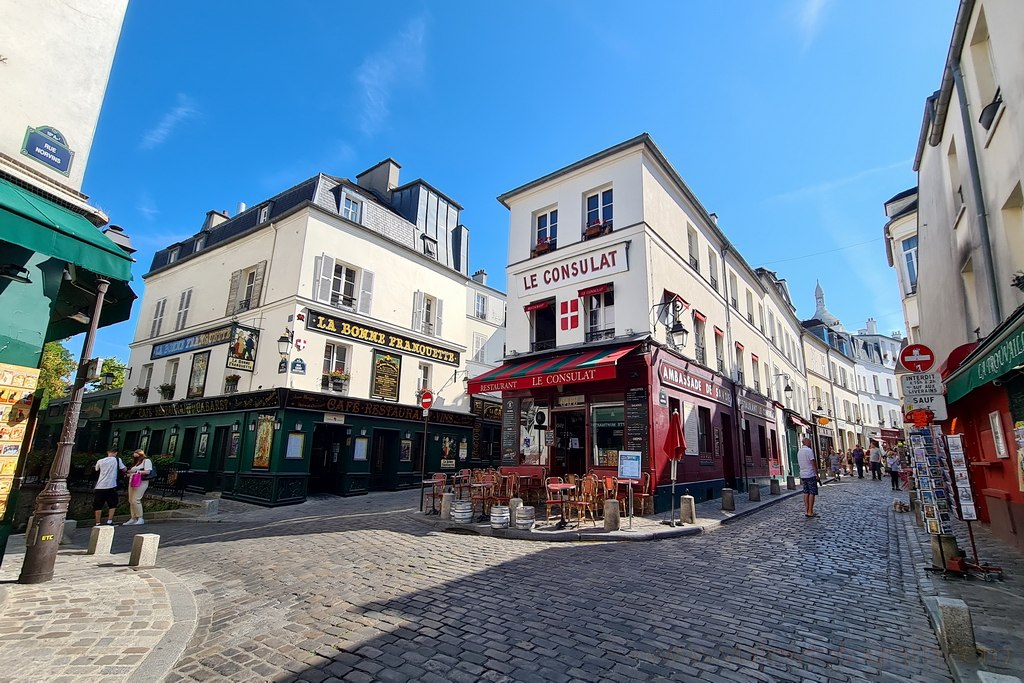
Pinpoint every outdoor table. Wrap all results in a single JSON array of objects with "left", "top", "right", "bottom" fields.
[
  {"left": 548, "top": 482, "right": 576, "bottom": 529},
  {"left": 421, "top": 479, "right": 442, "bottom": 514},
  {"left": 471, "top": 483, "right": 492, "bottom": 521}
]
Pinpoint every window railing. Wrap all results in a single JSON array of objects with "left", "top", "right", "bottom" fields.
[
  {"left": 753, "top": 379, "right": 761, "bottom": 393},
  {"left": 531, "top": 339, "right": 556, "bottom": 352},
  {"left": 731, "top": 298, "right": 738, "bottom": 309},
  {"left": 737, "top": 371, "right": 745, "bottom": 385},
  {"left": 585, "top": 328, "right": 616, "bottom": 342},
  {"left": 696, "top": 346, "right": 706, "bottom": 364},
  {"left": 717, "top": 357, "right": 725, "bottom": 373},
  {"left": 710, "top": 275, "right": 718, "bottom": 291},
  {"left": 330, "top": 293, "right": 356, "bottom": 310},
  {"left": 420, "top": 321, "right": 434, "bottom": 335},
  {"left": 688, "top": 256, "right": 699, "bottom": 271},
  {"left": 583, "top": 220, "right": 612, "bottom": 240},
  {"left": 747, "top": 313, "right": 754, "bottom": 324},
  {"left": 235, "top": 299, "right": 251, "bottom": 313}
]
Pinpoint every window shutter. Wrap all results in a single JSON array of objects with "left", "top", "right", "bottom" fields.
[
  {"left": 412, "top": 290, "right": 424, "bottom": 332},
  {"left": 435, "top": 298, "right": 444, "bottom": 338},
  {"left": 684, "top": 403, "right": 699, "bottom": 456},
  {"left": 315, "top": 254, "right": 334, "bottom": 304},
  {"left": 225, "top": 270, "right": 242, "bottom": 316},
  {"left": 250, "top": 260, "right": 267, "bottom": 307},
  {"left": 357, "top": 269, "right": 374, "bottom": 315}
]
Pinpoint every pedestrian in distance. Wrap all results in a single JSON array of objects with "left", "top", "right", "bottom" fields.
[
  {"left": 124, "top": 449, "right": 154, "bottom": 526},
  {"left": 798, "top": 438, "right": 818, "bottom": 518},
  {"left": 868, "top": 440, "right": 884, "bottom": 481},
  {"left": 887, "top": 449, "right": 903, "bottom": 491},
  {"left": 93, "top": 449, "right": 126, "bottom": 526},
  {"left": 853, "top": 444, "right": 866, "bottom": 479},
  {"left": 829, "top": 449, "right": 842, "bottom": 480}
]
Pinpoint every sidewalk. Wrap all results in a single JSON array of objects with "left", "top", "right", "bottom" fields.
[
  {"left": 896, "top": 502, "right": 1024, "bottom": 682},
  {"left": 0, "top": 533, "right": 197, "bottom": 682}
]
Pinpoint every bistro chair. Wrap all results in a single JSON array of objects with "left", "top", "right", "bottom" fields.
[
  {"left": 602, "top": 475, "right": 624, "bottom": 514},
  {"left": 427, "top": 473, "right": 447, "bottom": 512},
  {"left": 472, "top": 473, "right": 498, "bottom": 520},
  {"left": 633, "top": 472, "right": 654, "bottom": 516},
  {"left": 453, "top": 471, "right": 472, "bottom": 500},
  {"left": 544, "top": 476, "right": 565, "bottom": 521},
  {"left": 572, "top": 475, "right": 599, "bottom": 526},
  {"left": 493, "top": 473, "right": 519, "bottom": 507}
]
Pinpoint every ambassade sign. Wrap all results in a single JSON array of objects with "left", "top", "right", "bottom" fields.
[{"left": 517, "top": 242, "right": 629, "bottom": 296}]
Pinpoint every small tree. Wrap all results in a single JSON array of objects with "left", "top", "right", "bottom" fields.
[
  {"left": 37, "top": 341, "right": 76, "bottom": 409},
  {"left": 87, "top": 357, "right": 127, "bottom": 391}
]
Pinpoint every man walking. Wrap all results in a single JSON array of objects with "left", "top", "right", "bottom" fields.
[
  {"left": 798, "top": 437, "right": 818, "bottom": 518},
  {"left": 868, "top": 441, "right": 884, "bottom": 481},
  {"left": 853, "top": 444, "right": 865, "bottom": 479},
  {"left": 93, "top": 449, "right": 125, "bottom": 526}
]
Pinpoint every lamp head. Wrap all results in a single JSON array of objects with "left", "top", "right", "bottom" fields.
[
  {"left": 668, "top": 320, "right": 688, "bottom": 348},
  {"left": 783, "top": 384, "right": 793, "bottom": 400},
  {"left": 276, "top": 333, "right": 291, "bottom": 355}
]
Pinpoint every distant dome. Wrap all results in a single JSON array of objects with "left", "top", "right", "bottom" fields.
[{"left": 814, "top": 281, "right": 844, "bottom": 332}]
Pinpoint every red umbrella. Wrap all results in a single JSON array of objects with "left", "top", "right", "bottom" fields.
[{"left": 668, "top": 409, "right": 686, "bottom": 460}]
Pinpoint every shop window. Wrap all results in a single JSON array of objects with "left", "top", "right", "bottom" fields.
[
  {"left": 592, "top": 404, "right": 624, "bottom": 467},
  {"left": 698, "top": 406, "right": 711, "bottom": 454},
  {"left": 758, "top": 425, "right": 767, "bottom": 461}
]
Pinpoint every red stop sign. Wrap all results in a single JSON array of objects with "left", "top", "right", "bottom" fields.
[
  {"left": 420, "top": 390, "right": 434, "bottom": 410},
  {"left": 899, "top": 344, "right": 935, "bottom": 373}
]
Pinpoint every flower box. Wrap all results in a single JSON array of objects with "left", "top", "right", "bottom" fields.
[{"left": 158, "top": 384, "right": 175, "bottom": 399}]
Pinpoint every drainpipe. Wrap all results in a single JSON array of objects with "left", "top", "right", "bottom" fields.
[
  {"left": 952, "top": 60, "right": 1001, "bottom": 326},
  {"left": 721, "top": 245, "right": 746, "bottom": 492}
]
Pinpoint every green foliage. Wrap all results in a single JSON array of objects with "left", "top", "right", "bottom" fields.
[
  {"left": 37, "top": 341, "right": 76, "bottom": 409},
  {"left": 87, "top": 357, "right": 127, "bottom": 391}
]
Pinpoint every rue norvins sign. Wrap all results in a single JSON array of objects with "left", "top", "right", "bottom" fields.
[{"left": 306, "top": 310, "right": 459, "bottom": 366}]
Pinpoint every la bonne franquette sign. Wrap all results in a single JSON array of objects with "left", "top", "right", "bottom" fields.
[{"left": 517, "top": 242, "right": 629, "bottom": 296}]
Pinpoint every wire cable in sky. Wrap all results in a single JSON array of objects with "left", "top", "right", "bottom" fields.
[{"left": 759, "top": 237, "right": 883, "bottom": 265}]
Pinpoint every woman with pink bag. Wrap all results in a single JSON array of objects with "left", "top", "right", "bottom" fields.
[{"left": 124, "top": 449, "right": 154, "bottom": 526}]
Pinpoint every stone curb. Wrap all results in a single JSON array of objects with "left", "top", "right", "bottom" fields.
[
  {"left": 128, "top": 566, "right": 199, "bottom": 683},
  {"left": 411, "top": 487, "right": 806, "bottom": 542}
]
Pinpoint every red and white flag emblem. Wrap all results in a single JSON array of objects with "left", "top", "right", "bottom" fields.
[{"left": 560, "top": 300, "right": 579, "bottom": 331}]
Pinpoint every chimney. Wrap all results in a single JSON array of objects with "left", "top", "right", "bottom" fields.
[
  {"left": 709, "top": 212, "right": 718, "bottom": 225},
  {"left": 472, "top": 269, "right": 487, "bottom": 285},
  {"left": 237, "top": 202, "right": 247, "bottom": 215},
  {"left": 356, "top": 158, "right": 402, "bottom": 198},
  {"left": 103, "top": 225, "right": 136, "bottom": 255},
  {"left": 201, "top": 209, "right": 230, "bottom": 231},
  {"left": 866, "top": 317, "right": 878, "bottom": 334}
]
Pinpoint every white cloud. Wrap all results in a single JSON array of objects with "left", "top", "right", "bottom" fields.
[
  {"left": 768, "top": 159, "right": 911, "bottom": 204},
  {"left": 140, "top": 94, "right": 199, "bottom": 150},
  {"left": 137, "top": 192, "right": 159, "bottom": 221},
  {"left": 795, "top": 0, "right": 832, "bottom": 49},
  {"left": 355, "top": 14, "right": 428, "bottom": 137}
]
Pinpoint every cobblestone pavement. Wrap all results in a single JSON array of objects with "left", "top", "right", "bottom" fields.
[{"left": 54, "top": 476, "right": 945, "bottom": 683}]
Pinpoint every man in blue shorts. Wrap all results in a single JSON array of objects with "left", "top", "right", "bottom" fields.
[{"left": 797, "top": 438, "right": 818, "bottom": 518}]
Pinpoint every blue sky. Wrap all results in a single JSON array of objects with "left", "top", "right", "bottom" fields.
[{"left": 82, "top": 0, "right": 959, "bottom": 360}]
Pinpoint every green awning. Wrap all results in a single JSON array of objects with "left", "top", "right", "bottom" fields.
[
  {"left": 0, "top": 177, "right": 133, "bottom": 282},
  {"left": 945, "top": 305, "right": 1024, "bottom": 403}
]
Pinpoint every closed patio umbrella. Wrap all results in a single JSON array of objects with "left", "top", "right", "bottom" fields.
[{"left": 664, "top": 410, "right": 686, "bottom": 526}]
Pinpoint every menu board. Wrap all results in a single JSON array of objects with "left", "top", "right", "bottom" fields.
[
  {"left": 501, "top": 397, "right": 519, "bottom": 465},
  {"left": 945, "top": 434, "right": 977, "bottom": 521},
  {"left": 624, "top": 387, "right": 649, "bottom": 465},
  {"left": 369, "top": 350, "right": 401, "bottom": 401},
  {"left": 0, "top": 363, "right": 39, "bottom": 521},
  {"left": 910, "top": 427, "right": 954, "bottom": 535}
]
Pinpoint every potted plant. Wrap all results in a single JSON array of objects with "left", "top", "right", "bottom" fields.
[
  {"left": 328, "top": 370, "right": 350, "bottom": 391},
  {"left": 131, "top": 386, "right": 149, "bottom": 400},
  {"left": 533, "top": 237, "right": 552, "bottom": 255},
  {"left": 158, "top": 383, "right": 175, "bottom": 400},
  {"left": 224, "top": 374, "right": 241, "bottom": 393},
  {"left": 585, "top": 219, "right": 604, "bottom": 239}
]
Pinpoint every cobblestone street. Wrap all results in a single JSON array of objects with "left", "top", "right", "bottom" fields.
[{"left": 30, "top": 477, "right": 946, "bottom": 682}]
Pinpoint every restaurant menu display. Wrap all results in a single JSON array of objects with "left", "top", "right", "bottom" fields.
[
  {"left": 0, "top": 363, "right": 39, "bottom": 521},
  {"left": 910, "top": 427, "right": 954, "bottom": 535},
  {"left": 624, "top": 387, "right": 649, "bottom": 465},
  {"left": 945, "top": 434, "right": 977, "bottom": 521},
  {"left": 501, "top": 398, "right": 519, "bottom": 465}
]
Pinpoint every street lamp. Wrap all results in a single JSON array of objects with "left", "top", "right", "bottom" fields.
[
  {"left": 650, "top": 299, "right": 689, "bottom": 350},
  {"left": 771, "top": 373, "right": 793, "bottom": 403},
  {"left": 277, "top": 329, "right": 293, "bottom": 386}
]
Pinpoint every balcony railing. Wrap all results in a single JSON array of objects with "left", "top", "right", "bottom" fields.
[
  {"left": 710, "top": 275, "right": 718, "bottom": 291},
  {"left": 235, "top": 299, "right": 251, "bottom": 313},
  {"left": 531, "top": 339, "right": 556, "bottom": 352},
  {"left": 695, "top": 346, "right": 706, "bottom": 365},
  {"left": 585, "top": 328, "right": 616, "bottom": 342},
  {"left": 330, "top": 293, "right": 357, "bottom": 310},
  {"left": 688, "top": 256, "right": 699, "bottom": 271},
  {"left": 717, "top": 357, "right": 725, "bottom": 373}
]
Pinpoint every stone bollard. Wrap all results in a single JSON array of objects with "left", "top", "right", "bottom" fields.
[
  {"left": 59, "top": 519, "right": 78, "bottom": 546},
  {"left": 439, "top": 492, "right": 454, "bottom": 520},
  {"left": 603, "top": 500, "right": 621, "bottom": 531},
  {"left": 769, "top": 479, "right": 781, "bottom": 496},
  {"left": 509, "top": 497, "right": 523, "bottom": 527},
  {"left": 910, "top": 492, "right": 923, "bottom": 527},
  {"left": 128, "top": 533, "right": 160, "bottom": 568},
  {"left": 931, "top": 534, "right": 960, "bottom": 571},
  {"left": 934, "top": 597, "right": 977, "bottom": 660},
  {"left": 87, "top": 525, "right": 114, "bottom": 555},
  {"left": 748, "top": 485, "right": 761, "bottom": 503},
  {"left": 679, "top": 495, "right": 696, "bottom": 524},
  {"left": 786, "top": 475, "right": 796, "bottom": 490},
  {"left": 721, "top": 488, "right": 735, "bottom": 511}
]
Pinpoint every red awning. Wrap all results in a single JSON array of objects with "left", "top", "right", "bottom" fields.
[
  {"left": 578, "top": 283, "right": 611, "bottom": 298},
  {"left": 714, "top": 326, "right": 724, "bottom": 337},
  {"left": 939, "top": 342, "right": 979, "bottom": 379},
  {"left": 693, "top": 310, "right": 707, "bottom": 323},
  {"left": 468, "top": 344, "right": 640, "bottom": 394},
  {"left": 735, "top": 341, "right": 744, "bottom": 351},
  {"left": 523, "top": 299, "right": 553, "bottom": 312},
  {"left": 751, "top": 354, "right": 759, "bottom": 363}
]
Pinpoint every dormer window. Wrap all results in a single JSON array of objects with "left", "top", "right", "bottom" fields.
[
  {"left": 422, "top": 234, "right": 437, "bottom": 259},
  {"left": 342, "top": 196, "right": 362, "bottom": 223},
  {"left": 195, "top": 235, "right": 206, "bottom": 251},
  {"left": 167, "top": 247, "right": 179, "bottom": 264},
  {"left": 258, "top": 205, "right": 271, "bottom": 223}
]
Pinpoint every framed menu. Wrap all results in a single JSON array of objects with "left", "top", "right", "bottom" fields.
[
  {"left": 370, "top": 350, "right": 401, "bottom": 401},
  {"left": 625, "top": 387, "right": 649, "bottom": 464}
]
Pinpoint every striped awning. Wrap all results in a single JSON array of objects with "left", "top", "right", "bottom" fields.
[{"left": 468, "top": 344, "right": 640, "bottom": 394}]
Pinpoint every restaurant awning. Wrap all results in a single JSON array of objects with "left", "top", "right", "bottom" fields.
[
  {"left": 0, "top": 177, "right": 133, "bottom": 282},
  {"left": 945, "top": 303, "right": 1024, "bottom": 403},
  {"left": 468, "top": 344, "right": 641, "bottom": 394}
]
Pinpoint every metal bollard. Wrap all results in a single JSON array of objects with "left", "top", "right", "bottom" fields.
[{"left": 721, "top": 488, "right": 735, "bottom": 511}]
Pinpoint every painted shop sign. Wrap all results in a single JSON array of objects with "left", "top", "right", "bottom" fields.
[
  {"left": 474, "top": 366, "right": 616, "bottom": 394},
  {"left": 286, "top": 391, "right": 475, "bottom": 427},
  {"left": 151, "top": 324, "right": 234, "bottom": 360},
  {"left": 307, "top": 310, "right": 459, "bottom": 366},
  {"left": 225, "top": 327, "right": 260, "bottom": 372},
  {"left": 110, "top": 389, "right": 281, "bottom": 421},
  {"left": 370, "top": 350, "right": 401, "bottom": 402},
  {"left": 659, "top": 363, "right": 730, "bottom": 406},
  {"left": 517, "top": 242, "right": 629, "bottom": 296},
  {"left": 470, "top": 398, "right": 503, "bottom": 421},
  {"left": 21, "top": 125, "right": 74, "bottom": 176},
  {"left": 738, "top": 395, "right": 774, "bottom": 421}
]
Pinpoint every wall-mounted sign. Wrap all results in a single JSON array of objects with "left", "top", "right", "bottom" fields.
[
  {"left": 226, "top": 326, "right": 260, "bottom": 372},
  {"left": 660, "top": 363, "right": 731, "bottom": 406},
  {"left": 470, "top": 398, "right": 503, "bottom": 421},
  {"left": 278, "top": 358, "right": 287, "bottom": 374},
  {"left": 187, "top": 351, "right": 211, "bottom": 399},
  {"left": 516, "top": 242, "right": 629, "bottom": 297},
  {"left": 290, "top": 358, "right": 306, "bottom": 375},
  {"left": 151, "top": 324, "right": 234, "bottom": 360},
  {"left": 370, "top": 350, "right": 401, "bottom": 401},
  {"left": 556, "top": 395, "right": 585, "bottom": 408},
  {"left": 21, "top": 125, "right": 74, "bottom": 176},
  {"left": 307, "top": 310, "right": 459, "bottom": 365},
  {"left": 286, "top": 391, "right": 475, "bottom": 426},
  {"left": 739, "top": 394, "right": 774, "bottom": 421}
]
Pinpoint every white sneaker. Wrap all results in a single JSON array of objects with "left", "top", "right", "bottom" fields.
[
  {"left": 135, "top": 520, "right": 145, "bottom": 526},
  {"left": 122, "top": 519, "right": 137, "bottom": 526}
]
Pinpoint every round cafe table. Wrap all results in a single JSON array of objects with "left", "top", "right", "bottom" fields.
[{"left": 547, "top": 482, "right": 576, "bottom": 529}]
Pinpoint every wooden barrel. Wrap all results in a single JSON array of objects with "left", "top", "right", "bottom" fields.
[
  {"left": 490, "top": 505, "right": 510, "bottom": 528},
  {"left": 515, "top": 506, "right": 535, "bottom": 530},
  {"left": 451, "top": 500, "right": 473, "bottom": 524}
]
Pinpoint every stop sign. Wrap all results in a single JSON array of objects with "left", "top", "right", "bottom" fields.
[
  {"left": 899, "top": 344, "right": 936, "bottom": 373},
  {"left": 420, "top": 390, "right": 434, "bottom": 410}
]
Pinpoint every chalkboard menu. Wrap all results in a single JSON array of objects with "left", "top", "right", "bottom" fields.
[
  {"left": 501, "top": 398, "right": 520, "bottom": 465},
  {"left": 370, "top": 350, "right": 401, "bottom": 401},
  {"left": 625, "top": 387, "right": 649, "bottom": 465}
]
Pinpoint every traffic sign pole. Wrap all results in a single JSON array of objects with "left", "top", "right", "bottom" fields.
[{"left": 418, "top": 389, "right": 433, "bottom": 512}]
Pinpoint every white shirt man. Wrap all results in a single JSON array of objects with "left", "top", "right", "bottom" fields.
[
  {"left": 797, "top": 438, "right": 818, "bottom": 517},
  {"left": 93, "top": 450, "right": 126, "bottom": 525}
]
